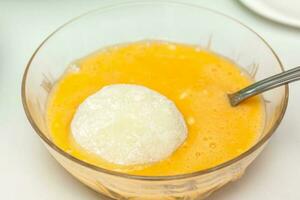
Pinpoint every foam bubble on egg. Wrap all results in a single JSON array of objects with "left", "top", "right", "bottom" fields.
[{"left": 71, "top": 84, "right": 188, "bottom": 165}]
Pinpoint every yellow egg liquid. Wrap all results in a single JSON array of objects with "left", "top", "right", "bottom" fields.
[{"left": 47, "top": 40, "right": 264, "bottom": 176}]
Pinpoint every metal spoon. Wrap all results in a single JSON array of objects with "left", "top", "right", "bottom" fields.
[{"left": 228, "top": 66, "right": 300, "bottom": 106}]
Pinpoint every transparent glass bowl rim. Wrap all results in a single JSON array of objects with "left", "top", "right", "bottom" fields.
[{"left": 21, "top": 0, "right": 289, "bottom": 181}]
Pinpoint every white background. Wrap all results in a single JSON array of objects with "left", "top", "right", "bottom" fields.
[{"left": 0, "top": 0, "right": 300, "bottom": 199}]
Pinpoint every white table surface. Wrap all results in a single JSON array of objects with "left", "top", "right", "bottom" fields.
[{"left": 1, "top": 0, "right": 300, "bottom": 199}]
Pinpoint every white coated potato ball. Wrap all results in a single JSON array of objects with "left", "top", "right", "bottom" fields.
[{"left": 71, "top": 84, "right": 187, "bottom": 165}]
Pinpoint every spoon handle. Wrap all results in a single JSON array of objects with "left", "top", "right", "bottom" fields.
[{"left": 229, "top": 66, "right": 300, "bottom": 106}]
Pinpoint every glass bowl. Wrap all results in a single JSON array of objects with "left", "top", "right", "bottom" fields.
[{"left": 22, "top": 1, "right": 288, "bottom": 199}]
